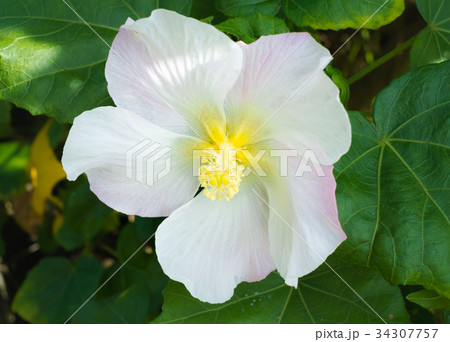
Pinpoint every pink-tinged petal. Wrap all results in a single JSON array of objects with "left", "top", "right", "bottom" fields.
[
  {"left": 155, "top": 178, "right": 275, "bottom": 303},
  {"left": 106, "top": 9, "right": 243, "bottom": 140},
  {"left": 62, "top": 106, "right": 203, "bottom": 217},
  {"left": 263, "top": 154, "right": 346, "bottom": 286},
  {"left": 225, "top": 33, "right": 350, "bottom": 165}
]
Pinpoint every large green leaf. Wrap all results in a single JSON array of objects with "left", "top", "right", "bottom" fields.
[
  {"left": 55, "top": 179, "right": 119, "bottom": 250},
  {"left": 12, "top": 257, "right": 103, "bottom": 323},
  {"left": 283, "top": 0, "right": 404, "bottom": 30},
  {"left": 335, "top": 61, "right": 450, "bottom": 297},
  {"left": 0, "top": 0, "right": 192, "bottom": 123},
  {"left": 216, "top": 0, "right": 281, "bottom": 17},
  {"left": 216, "top": 13, "right": 289, "bottom": 43},
  {"left": 0, "top": 141, "right": 29, "bottom": 200},
  {"left": 153, "top": 257, "right": 409, "bottom": 323},
  {"left": 410, "top": 0, "right": 450, "bottom": 68}
]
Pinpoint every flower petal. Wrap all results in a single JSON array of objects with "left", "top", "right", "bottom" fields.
[
  {"left": 225, "top": 33, "right": 350, "bottom": 164},
  {"left": 155, "top": 177, "right": 275, "bottom": 303},
  {"left": 265, "top": 71, "right": 351, "bottom": 165},
  {"left": 263, "top": 156, "right": 346, "bottom": 286},
  {"left": 106, "top": 9, "right": 243, "bottom": 140},
  {"left": 62, "top": 106, "right": 203, "bottom": 217}
]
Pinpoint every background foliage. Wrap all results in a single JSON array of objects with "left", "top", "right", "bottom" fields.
[{"left": 0, "top": 0, "right": 449, "bottom": 323}]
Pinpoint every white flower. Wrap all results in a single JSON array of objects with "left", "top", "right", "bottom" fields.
[{"left": 62, "top": 9, "right": 351, "bottom": 303}]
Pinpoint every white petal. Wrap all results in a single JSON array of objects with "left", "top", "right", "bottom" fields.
[
  {"left": 267, "top": 72, "right": 351, "bottom": 165},
  {"left": 155, "top": 178, "right": 275, "bottom": 303},
  {"left": 62, "top": 106, "right": 203, "bottom": 217},
  {"left": 106, "top": 9, "right": 243, "bottom": 140},
  {"left": 225, "top": 33, "right": 350, "bottom": 164},
  {"left": 263, "top": 157, "right": 346, "bottom": 286}
]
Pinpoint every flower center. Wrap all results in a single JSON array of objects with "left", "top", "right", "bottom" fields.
[{"left": 198, "top": 143, "right": 245, "bottom": 201}]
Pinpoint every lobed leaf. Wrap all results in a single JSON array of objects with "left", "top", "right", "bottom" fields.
[
  {"left": 335, "top": 61, "right": 450, "bottom": 297},
  {"left": 153, "top": 257, "right": 409, "bottom": 323},
  {"left": 410, "top": 0, "right": 450, "bottom": 68}
]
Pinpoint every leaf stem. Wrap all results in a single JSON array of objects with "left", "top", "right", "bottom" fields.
[
  {"left": 348, "top": 36, "right": 416, "bottom": 85},
  {"left": 97, "top": 243, "right": 120, "bottom": 259}
]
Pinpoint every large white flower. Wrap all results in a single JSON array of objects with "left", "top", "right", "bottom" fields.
[{"left": 62, "top": 9, "right": 351, "bottom": 303}]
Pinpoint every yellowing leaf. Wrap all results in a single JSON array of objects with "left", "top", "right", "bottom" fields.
[
  {"left": 12, "top": 192, "right": 42, "bottom": 235},
  {"left": 29, "top": 122, "right": 66, "bottom": 216},
  {"left": 52, "top": 214, "right": 64, "bottom": 236}
]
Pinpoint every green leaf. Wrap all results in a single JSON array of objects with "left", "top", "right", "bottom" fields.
[
  {"left": 156, "top": 0, "right": 193, "bottom": 15},
  {"left": 325, "top": 65, "right": 349, "bottom": 107},
  {"left": 71, "top": 285, "right": 151, "bottom": 323},
  {"left": 0, "top": 0, "right": 192, "bottom": 123},
  {"left": 410, "top": 0, "right": 450, "bottom": 68},
  {"left": 37, "top": 211, "right": 61, "bottom": 254},
  {"left": 335, "top": 61, "right": 450, "bottom": 297},
  {"left": 12, "top": 257, "right": 103, "bottom": 323},
  {"left": 55, "top": 179, "right": 119, "bottom": 250},
  {"left": 153, "top": 257, "right": 409, "bottom": 323},
  {"left": 0, "top": 101, "right": 11, "bottom": 138},
  {"left": 47, "top": 120, "right": 69, "bottom": 149},
  {"left": 445, "top": 310, "right": 450, "bottom": 323},
  {"left": 407, "top": 289, "right": 450, "bottom": 310},
  {"left": 99, "top": 222, "right": 168, "bottom": 315},
  {"left": 134, "top": 216, "right": 165, "bottom": 243},
  {"left": 283, "top": 0, "right": 404, "bottom": 30},
  {"left": 0, "top": 141, "right": 29, "bottom": 200},
  {"left": 216, "top": 0, "right": 281, "bottom": 17},
  {"left": 200, "top": 16, "right": 214, "bottom": 24},
  {"left": 190, "top": 0, "right": 226, "bottom": 23},
  {"left": 70, "top": 219, "right": 166, "bottom": 323},
  {"left": 216, "top": 13, "right": 289, "bottom": 43},
  {"left": 117, "top": 222, "right": 167, "bottom": 308},
  {"left": 116, "top": 222, "right": 152, "bottom": 267}
]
